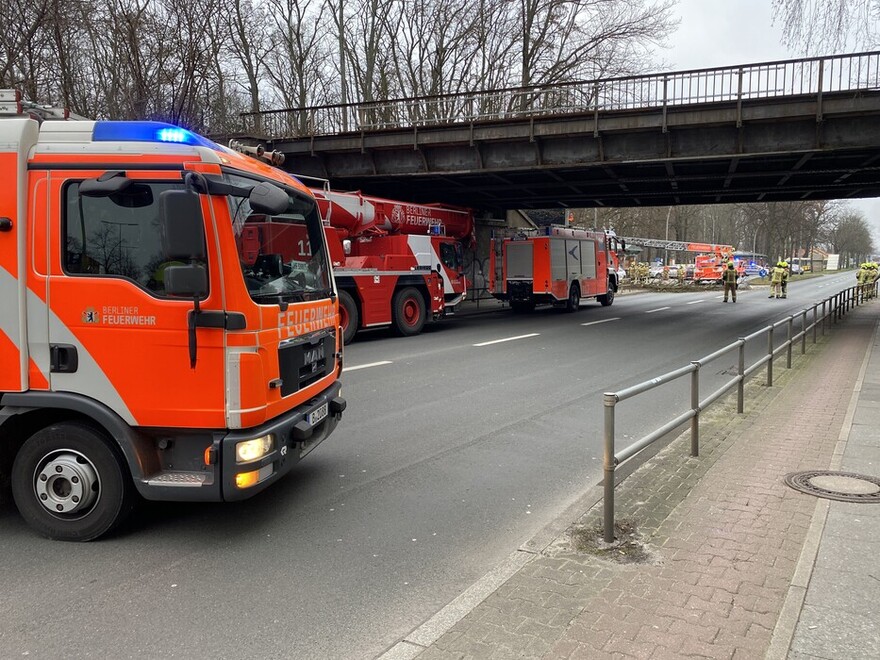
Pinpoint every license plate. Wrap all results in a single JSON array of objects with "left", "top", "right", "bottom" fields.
[{"left": 307, "top": 402, "right": 328, "bottom": 426}]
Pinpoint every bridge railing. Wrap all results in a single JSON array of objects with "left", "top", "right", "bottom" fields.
[{"left": 240, "top": 51, "right": 880, "bottom": 139}]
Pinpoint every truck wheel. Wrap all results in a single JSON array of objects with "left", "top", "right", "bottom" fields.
[
  {"left": 565, "top": 283, "right": 581, "bottom": 312},
  {"left": 338, "top": 290, "right": 359, "bottom": 344},
  {"left": 11, "top": 422, "right": 134, "bottom": 542},
  {"left": 392, "top": 287, "right": 426, "bottom": 336},
  {"left": 598, "top": 280, "right": 615, "bottom": 306}
]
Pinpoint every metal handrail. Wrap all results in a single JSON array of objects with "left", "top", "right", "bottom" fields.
[
  {"left": 601, "top": 281, "right": 874, "bottom": 542},
  {"left": 240, "top": 51, "right": 880, "bottom": 138}
]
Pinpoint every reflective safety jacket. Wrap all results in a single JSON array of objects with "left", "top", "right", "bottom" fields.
[
  {"left": 771, "top": 266, "right": 786, "bottom": 284},
  {"left": 722, "top": 267, "right": 737, "bottom": 284}
]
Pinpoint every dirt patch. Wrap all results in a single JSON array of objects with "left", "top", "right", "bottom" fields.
[{"left": 569, "top": 518, "right": 656, "bottom": 565}]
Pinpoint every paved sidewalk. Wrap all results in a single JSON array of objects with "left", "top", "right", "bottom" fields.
[{"left": 385, "top": 304, "right": 879, "bottom": 659}]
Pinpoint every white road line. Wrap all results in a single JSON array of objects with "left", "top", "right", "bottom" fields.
[
  {"left": 645, "top": 306, "right": 670, "bottom": 314},
  {"left": 686, "top": 299, "right": 705, "bottom": 305},
  {"left": 343, "top": 360, "right": 393, "bottom": 372},
  {"left": 581, "top": 317, "right": 621, "bottom": 326},
  {"left": 473, "top": 333, "right": 540, "bottom": 347}
]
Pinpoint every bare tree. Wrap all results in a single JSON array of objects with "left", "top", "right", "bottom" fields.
[{"left": 773, "top": 0, "right": 880, "bottom": 52}]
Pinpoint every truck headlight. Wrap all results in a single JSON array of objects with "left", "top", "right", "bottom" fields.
[{"left": 235, "top": 435, "right": 274, "bottom": 463}]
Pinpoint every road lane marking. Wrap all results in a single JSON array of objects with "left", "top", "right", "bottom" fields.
[
  {"left": 343, "top": 360, "right": 392, "bottom": 372},
  {"left": 581, "top": 318, "right": 621, "bottom": 326},
  {"left": 473, "top": 333, "right": 539, "bottom": 347},
  {"left": 686, "top": 299, "right": 705, "bottom": 305},
  {"left": 645, "top": 306, "right": 670, "bottom": 314}
]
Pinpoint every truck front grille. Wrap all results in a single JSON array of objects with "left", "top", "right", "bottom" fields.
[{"left": 278, "top": 330, "right": 336, "bottom": 397}]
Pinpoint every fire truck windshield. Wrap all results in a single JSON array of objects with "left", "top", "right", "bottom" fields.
[{"left": 223, "top": 171, "right": 331, "bottom": 304}]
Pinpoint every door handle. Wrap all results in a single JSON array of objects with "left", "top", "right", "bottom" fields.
[{"left": 50, "top": 344, "right": 79, "bottom": 373}]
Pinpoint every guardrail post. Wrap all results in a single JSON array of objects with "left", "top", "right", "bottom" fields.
[
  {"left": 767, "top": 325, "right": 774, "bottom": 386},
  {"left": 822, "top": 299, "right": 827, "bottom": 334},
  {"left": 603, "top": 393, "right": 617, "bottom": 543},
  {"left": 813, "top": 305, "right": 818, "bottom": 343},
  {"left": 737, "top": 339, "right": 745, "bottom": 413},
  {"left": 801, "top": 310, "right": 807, "bottom": 354},
  {"left": 786, "top": 316, "right": 793, "bottom": 368},
  {"left": 690, "top": 362, "right": 700, "bottom": 457}
]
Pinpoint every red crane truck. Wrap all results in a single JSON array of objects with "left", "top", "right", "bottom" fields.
[
  {"left": 310, "top": 188, "right": 474, "bottom": 343},
  {"left": 489, "top": 225, "right": 622, "bottom": 312},
  {"left": 0, "top": 91, "right": 345, "bottom": 541}
]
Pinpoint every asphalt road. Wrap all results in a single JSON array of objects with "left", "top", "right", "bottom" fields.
[{"left": 0, "top": 272, "right": 855, "bottom": 659}]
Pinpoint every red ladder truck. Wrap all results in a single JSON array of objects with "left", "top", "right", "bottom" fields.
[
  {"left": 616, "top": 236, "right": 740, "bottom": 282},
  {"left": 488, "top": 225, "right": 622, "bottom": 311},
  {"left": 313, "top": 189, "right": 473, "bottom": 343},
  {"left": 227, "top": 142, "right": 474, "bottom": 344},
  {"left": 0, "top": 91, "right": 345, "bottom": 541}
]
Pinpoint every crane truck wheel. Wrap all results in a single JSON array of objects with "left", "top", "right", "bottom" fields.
[
  {"left": 597, "top": 279, "right": 615, "bottom": 306},
  {"left": 338, "top": 290, "right": 359, "bottom": 344},
  {"left": 392, "top": 287, "right": 426, "bottom": 336},
  {"left": 565, "top": 283, "right": 581, "bottom": 312},
  {"left": 11, "top": 421, "right": 135, "bottom": 542}
]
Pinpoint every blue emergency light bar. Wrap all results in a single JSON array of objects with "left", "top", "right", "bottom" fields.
[{"left": 92, "top": 121, "right": 217, "bottom": 149}]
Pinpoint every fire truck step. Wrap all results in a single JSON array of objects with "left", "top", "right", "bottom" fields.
[{"left": 145, "top": 471, "right": 208, "bottom": 487}]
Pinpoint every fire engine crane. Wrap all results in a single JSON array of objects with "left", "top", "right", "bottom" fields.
[
  {"left": 311, "top": 188, "right": 473, "bottom": 344},
  {"left": 228, "top": 140, "right": 474, "bottom": 344},
  {"left": 617, "top": 236, "right": 741, "bottom": 282}
]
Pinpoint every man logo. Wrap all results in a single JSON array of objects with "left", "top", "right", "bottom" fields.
[{"left": 304, "top": 345, "right": 325, "bottom": 372}]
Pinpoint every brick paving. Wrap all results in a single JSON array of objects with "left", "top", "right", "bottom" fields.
[{"left": 411, "top": 306, "right": 877, "bottom": 660}]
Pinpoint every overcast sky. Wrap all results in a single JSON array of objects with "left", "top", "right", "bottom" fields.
[{"left": 663, "top": 0, "right": 880, "bottom": 238}]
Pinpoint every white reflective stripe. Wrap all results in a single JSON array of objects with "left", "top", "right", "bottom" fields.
[
  {"left": 0, "top": 265, "right": 24, "bottom": 379},
  {"left": 45, "top": 299, "right": 136, "bottom": 425},
  {"left": 225, "top": 347, "right": 255, "bottom": 430}
]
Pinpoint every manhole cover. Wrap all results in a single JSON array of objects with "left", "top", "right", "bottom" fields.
[{"left": 784, "top": 470, "right": 880, "bottom": 503}]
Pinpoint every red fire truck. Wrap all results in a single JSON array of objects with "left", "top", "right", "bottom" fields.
[
  {"left": 309, "top": 188, "right": 473, "bottom": 343},
  {"left": 0, "top": 92, "right": 345, "bottom": 540},
  {"left": 489, "top": 226, "right": 622, "bottom": 311}
]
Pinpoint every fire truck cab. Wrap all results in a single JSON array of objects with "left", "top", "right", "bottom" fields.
[{"left": 0, "top": 91, "right": 345, "bottom": 540}]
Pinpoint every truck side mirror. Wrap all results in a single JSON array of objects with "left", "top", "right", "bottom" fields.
[
  {"left": 159, "top": 190, "right": 206, "bottom": 261},
  {"left": 164, "top": 264, "right": 208, "bottom": 297},
  {"left": 248, "top": 181, "right": 289, "bottom": 216},
  {"left": 79, "top": 171, "right": 131, "bottom": 197}
]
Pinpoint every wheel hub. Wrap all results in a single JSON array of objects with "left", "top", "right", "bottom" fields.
[{"left": 34, "top": 451, "right": 100, "bottom": 515}]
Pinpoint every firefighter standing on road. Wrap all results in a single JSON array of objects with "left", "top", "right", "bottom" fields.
[
  {"left": 769, "top": 261, "right": 786, "bottom": 298},
  {"left": 780, "top": 260, "right": 790, "bottom": 298},
  {"left": 722, "top": 261, "right": 737, "bottom": 302}
]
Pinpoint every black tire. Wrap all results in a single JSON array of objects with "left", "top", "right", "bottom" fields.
[
  {"left": 11, "top": 422, "right": 134, "bottom": 542},
  {"left": 392, "top": 287, "right": 426, "bottom": 336},
  {"left": 597, "top": 280, "right": 615, "bottom": 306},
  {"left": 338, "top": 290, "right": 359, "bottom": 344},
  {"left": 565, "top": 283, "right": 581, "bottom": 312}
]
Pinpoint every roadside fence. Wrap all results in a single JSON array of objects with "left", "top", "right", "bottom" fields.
[{"left": 601, "top": 282, "right": 876, "bottom": 542}]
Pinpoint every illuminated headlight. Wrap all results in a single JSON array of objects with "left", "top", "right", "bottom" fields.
[{"left": 235, "top": 435, "right": 274, "bottom": 463}]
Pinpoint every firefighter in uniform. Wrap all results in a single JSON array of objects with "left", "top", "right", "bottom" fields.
[
  {"left": 869, "top": 262, "right": 879, "bottom": 299},
  {"left": 722, "top": 261, "right": 737, "bottom": 302},
  {"left": 857, "top": 262, "right": 868, "bottom": 298},
  {"left": 769, "top": 261, "right": 785, "bottom": 298},
  {"left": 780, "top": 260, "right": 789, "bottom": 298}
]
